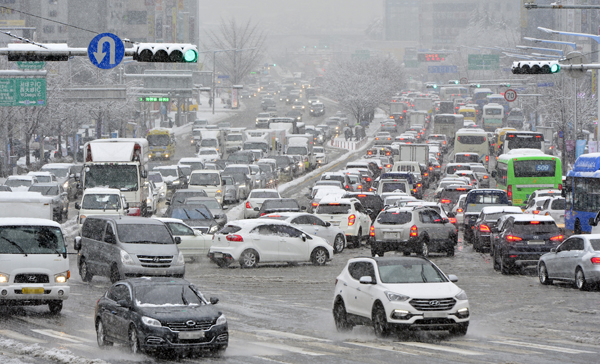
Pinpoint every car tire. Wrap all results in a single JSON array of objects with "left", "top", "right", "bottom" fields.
[
  {"left": 450, "top": 322, "right": 469, "bottom": 336},
  {"left": 79, "top": 258, "right": 93, "bottom": 283},
  {"left": 128, "top": 325, "right": 141, "bottom": 354},
  {"left": 372, "top": 303, "right": 391, "bottom": 338},
  {"left": 356, "top": 228, "right": 363, "bottom": 248},
  {"left": 333, "top": 234, "right": 345, "bottom": 254},
  {"left": 493, "top": 248, "right": 500, "bottom": 271},
  {"left": 574, "top": 219, "right": 582, "bottom": 235},
  {"left": 419, "top": 238, "right": 429, "bottom": 258},
  {"left": 62, "top": 209, "right": 68, "bottom": 222},
  {"left": 216, "top": 259, "right": 231, "bottom": 268},
  {"left": 48, "top": 300, "right": 62, "bottom": 315},
  {"left": 371, "top": 244, "right": 384, "bottom": 257},
  {"left": 311, "top": 247, "right": 328, "bottom": 266},
  {"left": 576, "top": 268, "right": 589, "bottom": 291},
  {"left": 333, "top": 299, "right": 353, "bottom": 332},
  {"left": 110, "top": 264, "right": 121, "bottom": 283},
  {"left": 473, "top": 237, "right": 480, "bottom": 252},
  {"left": 240, "top": 249, "right": 258, "bottom": 268},
  {"left": 500, "top": 255, "right": 510, "bottom": 275},
  {"left": 96, "top": 319, "right": 113, "bottom": 348},
  {"left": 538, "top": 262, "right": 553, "bottom": 285}
]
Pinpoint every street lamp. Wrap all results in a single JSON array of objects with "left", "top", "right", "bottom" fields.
[
  {"left": 523, "top": 37, "right": 577, "bottom": 50},
  {"left": 516, "top": 45, "right": 564, "bottom": 56}
]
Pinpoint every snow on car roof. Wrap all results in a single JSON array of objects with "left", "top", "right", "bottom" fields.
[{"left": 480, "top": 206, "right": 523, "bottom": 214}]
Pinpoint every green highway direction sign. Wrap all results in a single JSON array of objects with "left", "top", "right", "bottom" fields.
[
  {"left": 0, "top": 78, "right": 46, "bottom": 106},
  {"left": 139, "top": 96, "right": 170, "bottom": 102},
  {"left": 468, "top": 54, "right": 500, "bottom": 71},
  {"left": 16, "top": 61, "right": 45, "bottom": 70}
]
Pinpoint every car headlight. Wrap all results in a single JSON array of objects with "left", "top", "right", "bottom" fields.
[
  {"left": 142, "top": 316, "right": 162, "bottom": 327},
  {"left": 385, "top": 291, "right": 409, "bottom": 302},
  {"left": 0, "top": 273, "right": 9, "bottom": 283},
  {"left": 455, "top": 290, "right": 468, "bottom": 301},
  {"left": 209, "top": 225, "right": 218, "bottom": 234},
  {"left": 54, "top": 271, "right": 70, "bottom": 283},
  {"left": 172, "top": 180, "right": 180, "bottom": 185},
  {"left": 120, "top": 249, "right": 135, "bottom": 266},
  {"left": 176, "top": 251, "right": 185, "bottom": 265},
  {"left": 63, "top": 181, "right": 69, "bottom": 189},
  {"left": 216, "top": 313, "right": 227, "bottom": 325}
]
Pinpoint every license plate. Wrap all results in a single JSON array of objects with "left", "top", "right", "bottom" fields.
[
  {"left": 423, "top": 312, "right": 447, "bottom": 318},
  {"left": 384, "top": 232, "right": 399, "bottom": 239},
  {"left": 156, "top": 152, "right": 162, "bottom": 157},
  {"left": 22, "top": 287, "right": 44, "bottom": 294},
  {"left": 527, "top": 240, "right": 545, "bottom": 245},
  {"left": 329, "top": 221, "right": 340, "bottom": 226},
  {"left": 212, "top": 253, "right": 223, "bottom": 258},
  {"left": 178, "top": 331, "right": 205, "bottom": 340}
]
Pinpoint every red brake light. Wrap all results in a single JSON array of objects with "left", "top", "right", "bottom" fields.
[
  {"left": 479, "top": 224, "right": 490, "bottom": 232},
  {"left": 358, "top": 194, "right": 367, "bottom": 197},
  {"left": 312, "top": 202, "right": 318, "bottom": 207},
  {"left": 591, "top": 257, "right": 600, "bottom": 264},
  {"left": 457, "top": 208, "right": 463, "bottom": 213},
  {"left": 246, "top": 201, "right": 251, "bottom": 209},
  {"left": 226, "top": 234, "right": 244, "bottom": 242},
  {"left": 506, "top": 235, "right": 522, "bottom": 242},
  {"left": 410, "top": 225, "right": 418, "bottom": 237},
  {"left": 417, "top": 183, "right": 422, "bottom": 188},
  {"left": 449, "top": 217, "right": 457, "bottom": 224},
  {"left": 532, "top": 211, "right": 539, "bottom": 215},
  {"left": 348, "top": 214, "right": 356, "bottom": 226},
  {"left": 260, "top": 213, "right": 265, "bottom": 216},
  {"left": 558, "top": 183, "right": 563, "bottom": 190},
  {"left": 483, "top": 175, "right": 489, "bottom": 179},
  {"left": 550, "top": 235, "right": 564, "bottom": 242},
  {"left": 441, "top": 199, "right": 451, "bottom": 204},
  {"left": 370, "top": 225, "right": 375, "bottom": 237},
  {"left": 530, "top": 220, "right": 540, "bottom": 224},
  {"left": 486, "top": 155, "right": 489, "bottom": 162},
  {"left": 507, "top": 185, "right": 512, "bottom": 199},
  {"left": 456, "top": 188, "right": 466, "bottom": 191}
]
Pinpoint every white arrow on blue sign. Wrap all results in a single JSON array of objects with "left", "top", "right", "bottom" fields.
[{"left": 87, "top": 33, "right": 125, "bottom": 69}]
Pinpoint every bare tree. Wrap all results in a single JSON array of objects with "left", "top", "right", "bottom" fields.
[
  {"left": 323, "top": 56, "right": 405, "bottom": 123},
  {"left": 202, "top": 18, "right": 267, "bottom": 84}
]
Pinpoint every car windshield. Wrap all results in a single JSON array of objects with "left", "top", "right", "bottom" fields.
[
  {"left": 117, "top": 224, "right": 174, "bottom": 244},
  {"left": 155, "top": 168, "right": 177, "bottom": 177},
  {"left": 148, "top": 173, "right": 163, "bottom": 183},
  {"left": 377, "top": 211, "right": 412, "bottom": 224},
  {"left": 190, "top": 173, "right": 220, "bottom": 186},
  {"left": 134, "top": 284, "right": 204, "bottom": 307},
  {"left": 84, "top": 164, "right": 138, "bottom": 191},
  {"left": 147, "top": 134, "right": 170, "bottom": 146},
  {"left": 171, "top": 206, "right": 213, "bottom": 220},
  {"left": 41, "top": 167, "right": 69, "bottom": 178},
  {"left": 0, "top": 225, "right": 66, "bottom": 255},
  {"left": 316, "top": 204, "right": 350, "bottom": 214},
  {"left": 5, "top": 179, "right": 32, "bottom": 187},
  {"left": 28, "top": 185, "right": 59, "bottom": 195},
  {"left": 199, "top": 149, "right": 217, "bottom": 155},
  {"left": 250, "top": 191, "right": 280, "bottom": 199},
  {"left": 377, "top": 260, "right": 448, "bottom": 284},
  {"left": 81, "top": 194, "right": 121, "bottom": 210}
]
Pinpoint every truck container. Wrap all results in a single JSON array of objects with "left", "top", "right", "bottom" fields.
[{"left": 286, "top": 136, "right": 316, "bottom": 170}]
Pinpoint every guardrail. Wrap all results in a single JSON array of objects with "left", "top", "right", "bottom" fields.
[{"left": 330, "top": 137, "right": 369, "bottom": 150}]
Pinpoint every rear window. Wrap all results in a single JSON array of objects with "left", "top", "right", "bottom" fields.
[
  {"left": 455, "top": 155, "right": 479, "bottom": 163},
  {"left": 316, "top": 204, "right": 351, "bottom": 214},
  {"left": 590, "top": 239, "right": 600, "bottom": 251},
  {"left": 457, "top": 135, "right": 486, "bottom": 144},
  {"left": 250, "top": 191, "right": 280, "bottom": 199},
  {"left": 382, "top": 182, "right": 406, "bottom": 193},
  {"left": 377, "top": 211, "right": 412, "bottom": 225},
  {"left": 466, "top": 192, "right": 509, "bottom": 205},
  {"left": 445, "top": 165, "right": 471, "bottom": 175},
  {"left": 322, "top": 175, "right": 345, "bottom": 183},
  {"left": 263, "top": 200, "right": 299, "bottom": 209},
  {"left": 219, "top": 225, "right": 242, "bottom": 234},
  {"left": 440, "top": 189, "right": 470, "bottom": 203},
  {"left": 512, "top": 221, "right": 559, "bottom": 234},
  {"left": 513, "top": 160, "right": 556, "bottom": 178},
  {"left": 550, "top": 199, "right": 565, "bottom": 210}
]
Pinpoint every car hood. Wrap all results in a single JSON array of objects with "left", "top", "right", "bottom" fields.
[
  {"left": 381, "top": 282, "right": 461, "bottom": 299},
  {"left": 136, "top": 304, "right": 221, "bottom": 322}
]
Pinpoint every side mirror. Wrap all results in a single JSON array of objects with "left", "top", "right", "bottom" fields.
[
  {"left": 442, "top": 217, "right": 450, "bottom": 224},
  {"left": 74, "top": 202, "right": 80, "bottom": 210},
  {"left": 301, "top": 206, "right": 307, "bottom": 211},
  {"left": 141, "top": 170, "right": 148, "bottom": 179},
  {"left": 447, "top": 274, "right": 458, "bottom": 283},
  {"left": 209, "top": 297, "right": 219, "bottom": 305},
  {"left": 301, "top": 234, "right": 307, "bottom": 242},
  {"left": 174, "top": 237, "right": 181, "bottom": 244},
  {"left": 73, "top": 236, "right": 82, "bottom": 251},
  {"left": 117, "top": 299, "right": 132, "bottom": 309},
  {"left": 359, "top": 276, "right": 374, "bottom": 284},
  {"left": 325, "top": 221, "right": 331, "bottom": 227},
  {"left": 165, "top": 201, "right": 171, "bottom": 205},
  {"left": 124, "top": 202, "right": 129, "bottom": 210},
  {"left": 551, "top": 248, "right": 557, "bottom": 253},
  {"left": 447, "top": 211, "right": 456, "bottom": 218},
  {"left": 590, "top": 217, "right": 597, "bottom": 227}
]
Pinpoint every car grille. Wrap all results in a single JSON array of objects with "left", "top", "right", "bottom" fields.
[
  {"left": 137, "top": 255, "right": 173, "bottom": 268},
  {"left": 409, "top": 297, "right": 456, "bottom": 311},
  {"left": 165, "top": 320, "right": 214, "bottom": 331},
  {"left": 14, "top": 274, "right": 49, "bottom": 283}
]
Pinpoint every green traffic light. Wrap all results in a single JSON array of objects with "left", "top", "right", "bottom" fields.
[
  {"left": 454, "top": 80, "right": 459, "bottom": 84},
  {"left": 433, "top": 84, "right": 438, "bottom": 89},
  {"left": 476, "top": 84, "right": 481, "bottom": 88},
  {"left": 273, "top": 64, "right": 276, "bottom": 67},
  {"left": 550, "top": 63, "right": 560, "bottom": 73},
  {"left": 184, "top": 49, "right": 198, "bottom": 62}
]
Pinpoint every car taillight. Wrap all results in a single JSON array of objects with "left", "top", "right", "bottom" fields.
[
  {"left": 507, "top": 185, "right": 512, "bottom": 199},
  {"left": 559, "top": 183, "right": 563, "bottom": 190},
  {"left": 345, "top": 185, "right": 350, "bottom": 190},
  {"left": 358, "top": 185, "right": 363, "bottom": 190},
  {"left": 479, "top": 224, "right": 490, "bottom": 232},
  {"left": 424, "top": 172, "right": 428, "bottom": 177},
  {"left": 441, "top": 199, "right": 451, "bottom": 204},
  {"left": 417, "top": 183, "right": 422, "bottom": 188},
  {"left": 312, "top": 202, "right": 318, "bottom": 207},
  {"left": 550, "top": 235, "right": 564, "bottom": 242},
  {"left": 410, "top": 225, "right": 418, "bottom": 237},
  {"left": 348, "top": 214, "right": 356, "bottom": 226},
  {"left": 532, "top": 210, "right": 539, "bottom": 215},
  {"left": 486, "top": 155, "right": 489, "bottom": 162},
  {"left": 457, "top": 208, "right": 463, "bottom": 213},
  {"left": 370, "top": 225, "right": 375, "bottom": 236},
  {"left": 386, "top": 164, "right": 391, "bottom": 168},
  {"left": 367, "top": 177, "right": 371, "bottom": 182},
  {"left": 246, "top": 201, "right": 251, "bottom": 209},
  {"left": 260, "top": 213, "right": 265, "bottom": 216},
  {"left": 483, "top": 175, "right": 489, "bottom": 179},
  {"left": 591, "top": 257, "right": 600, "bottom": 264},
  {"left": 226, "top": 234, "right": 244, "bottom": 242},
  {"left": 505, "top": 235, "right": 522, "bottom": 242},
  {"left": 449, "top": 217, "right": 457, "bottom": 224}
]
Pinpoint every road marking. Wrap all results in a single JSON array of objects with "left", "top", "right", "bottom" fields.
[
  {"left": 256, "top": 357, "right": 293, "bottom": 364},
  {"left": 491, "top": 340, "right": 596, "bottom": 354},
  {"left": 345, "top": 341, "right": 416, "bottom": 355},
  {"left": 396, "top": 341, "right": 483, "bottom": 356},
  {"left": 254, "top": 329, "right": 332, "bottom": 342},
  {"left": 252, "top": 341, "right": 326, "bottom": 356},
  {"left": 451, "top": 340, "right": 541, "bottom": 355},
  {"left": 30, "top": 329, "right": 94, "bottom": 343},
  {"left": 0, "top": 329, "right": 47, "bottom": 343}
]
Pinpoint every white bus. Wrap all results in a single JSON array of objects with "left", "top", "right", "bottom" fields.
[{"left": 454, "top": 128, "right": 490, "bottom": 169}]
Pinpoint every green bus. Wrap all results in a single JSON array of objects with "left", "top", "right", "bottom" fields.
[{"left": 495, "top": 149, "right": 562, "bottom": 206}]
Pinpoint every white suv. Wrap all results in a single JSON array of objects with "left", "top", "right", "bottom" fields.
[
  {"left": 314, "top": 197, "right": 371, "bottom": 248},
  {"left": 332, "top": 256, "right": 470, "bottom": 337}
]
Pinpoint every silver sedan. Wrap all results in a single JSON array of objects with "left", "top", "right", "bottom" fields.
[
  {"left": 538, "top": 234, "right": 600, "bottom": 290},
  {"left": 260, "top": 212, "right": 347, "bottom": 253}
]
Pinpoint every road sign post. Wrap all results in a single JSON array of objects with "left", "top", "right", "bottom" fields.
[
  {"left": 87, "top": 33, "right": 125, "bottom": 69},
  {"left": 504, "top": 89, "right": 517, "bottom": 103}
]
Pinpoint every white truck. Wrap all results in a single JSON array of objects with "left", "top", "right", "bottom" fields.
[
  {"left": 536, "top": 126, "right": 555, "bottom": 154},
  {"left": 396, "top": 143, "right": 429, "bottom": 164},
  {"left": 0, "top": 218, "right": 70, "bottom": 314},
  {"left": 408, "top": 110, "right": 428, "bottom": 127},
  {"left": 413, "top": 97, "right": 433, "bottom": 114},
  {"left": 286, "top": 136, "right": 316, "bottom": 170},
  {"left": 0, "top": 192, "right": 55, "bottom": 220},
  {"left": 82, "top": 138, "right": 150, "bottom": 216}
]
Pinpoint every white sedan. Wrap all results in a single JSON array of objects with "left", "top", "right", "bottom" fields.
[
  {"left": 156, "top": 218, "right": 213, "bottom": 262},
  {"left": 260, "top": 212, "right": 347, "bottom": 253},
  {"left": 208, "top": 219, "right": 334, "bottom": 268}
]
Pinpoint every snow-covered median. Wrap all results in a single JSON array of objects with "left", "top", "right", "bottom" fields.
[{"left": 0, "top": 338, "right": 108, "bottom": 364}]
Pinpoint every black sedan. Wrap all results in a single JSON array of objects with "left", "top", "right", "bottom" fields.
[{"left": 95, "top": 277, "right": 228, "bottom": 356}]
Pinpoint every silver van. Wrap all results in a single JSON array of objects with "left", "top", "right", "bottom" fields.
[{"left": 74, "top": 216, "right": 185, "bottom": 283}]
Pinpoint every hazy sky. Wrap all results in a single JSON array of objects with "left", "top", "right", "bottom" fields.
[{"left": 198, "top": 0, "right": 382, "bottom": 38}]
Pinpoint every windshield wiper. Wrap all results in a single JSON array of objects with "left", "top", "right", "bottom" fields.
[
  {"left": 181, "top": 286, "right": 188, "bottom": 305},
  {"left": 0, "top": 236, "right": 27, "bottom": 256},
  {"left": 421, "top": 265, "right": 428, "bottom": 283},
  {"left": 194, "top": 209, "right": 210, "bottom": 220}
]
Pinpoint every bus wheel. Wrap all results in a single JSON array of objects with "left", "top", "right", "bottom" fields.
[{"left": 574, "top": 220, "right": 582, "bottom": 235}]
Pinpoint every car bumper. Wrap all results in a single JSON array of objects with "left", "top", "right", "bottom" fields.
[
  {"left": 373, "top": 238, "right": 420, "bottom": 253},
  {"left": 0, "top": 284, "right": 70, "bottom": 304},
  {"left": 244, "top": 208, "right": 260, "bottom": 219},
  {"left": 139, "top": 323, "right": 228, "bottom": 353},
  {"left": 121, "top": 265, "right": 185, "bottom": 278},
  {"left": 502, "top": 251, "right": 550, "bottom": 269},
  {"left": 383, "top": 300, "right": 470, "bottom": 329}
]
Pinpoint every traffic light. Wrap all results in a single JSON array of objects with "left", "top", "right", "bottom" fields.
[
  {"left": 5, "top": 43, "right": 72, "bottom": 61},
  {"left": 512, "top": 60, "right": 560, "bottom": 74},
  {"left": 426, "top": 84, "right": 438, "bottom": 89},
  {"left": 132, "top": 43, "right": 198, "bottom": 63},
  {"left": 448, "top": 80, "right": 459, "bottom": 85}
]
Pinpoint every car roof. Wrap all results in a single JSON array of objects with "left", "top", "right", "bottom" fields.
[
  {"left": 318, "top": 196, "right": 359, "bottom": 204},
  {"left": 510, "top": 215, "right": 555, "bottom": 222},
  {"left": 121, "top": 277, "right": 190, "bottom": 286},
  {"left": 83, "top": 187, "right": 122, "bottom": 194},
  {"left": 0, "top": 217, "right": 62, "bottom": 228},
  {"left": 480, "top": 206, "right": 523, "bottom": 214}
]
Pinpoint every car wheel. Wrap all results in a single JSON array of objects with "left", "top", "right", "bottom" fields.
[
  {"left": 96, "top": 319, "right": 113, "bottom": 348},
  {"left": 450, "top": 322, "right": 469, "bottom": 336},
  {"left": 79, "top": 258, "right": 93, "bottom": 283},
  {"left": 110, "top": 264, "right": 121, "bottom": 283},
  {"left": 500, "top": 255, "right": 510, "bottom": 275},
  {"left": 419, "top": 238, "right": 429, "bottom": 257},
  {"left": 240, "top": 249, "right": 258, "bottom": 268},
  {"left": 576, "top": 268, "right": 589, "bottom": 291},
  {"left": 538, "top": 262, "right": 552, "bottom": 285},
  {"left": 128, "top": 325, "right": 141, "bottom": 354},
  {"left": 216, "top": 259, "right": 231, "bottom": 268},
  {"left": 333, "top": 299, "right": 353, "bottom": 332},
  {"left": 493, "top": 248, "right": 500, "bottom": 271},
  {"left": 356, "top": 228, "right": 363, "bottom": 248},
  {"left": 48, "top": 301, "right": 62, "bottom": 315},
  {"left": 333, "top": 234, "right": 345, "bottom": 254},
  {"left": 311, "top": 247, "right": 328, "bottom": 266},
  {"left": 372, "top": 303, "right": 391, "bottom": 338},
  {"left": 574, "top": 219, "right": 582, "bottom": 235},
  {"left": 473, "top": 237, "right": 480, "bottom": 252}
]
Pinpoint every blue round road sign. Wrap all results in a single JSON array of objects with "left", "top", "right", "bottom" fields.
[{"left": 88, "top": 33, "right": 125, "bottom": 69}]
